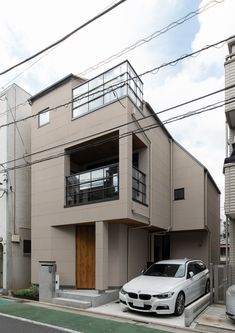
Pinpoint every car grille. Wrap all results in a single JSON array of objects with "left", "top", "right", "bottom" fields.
[
  {"left": 127, "top": 293, "right": 151, "bottom": 300},
  {"left": 139, "top": 294, "right": 151, "bottom": 300},
  {"left": 129, "top": 302, "right": 152, "bottom": 311},
  {"left": 128, "top": 292, "right": 138, "bottom": 299}
]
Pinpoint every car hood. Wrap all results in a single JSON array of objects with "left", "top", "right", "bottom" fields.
[{"left": 123, "top": 275, "right": 184, "bottom": 294}]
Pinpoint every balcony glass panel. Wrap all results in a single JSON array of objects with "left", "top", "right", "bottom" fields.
[
  {"left": 72, "top": 61, "right": 143, "bottom": 119},
  {"left": 132, "top": 166, "right": 146, "bottom": 205},
  {"left": 66, "top": 163, "right": 119, "bottom": 207}
]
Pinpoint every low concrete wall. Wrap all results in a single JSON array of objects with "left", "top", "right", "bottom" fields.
[{"left": 185, "top": 294, "right": 210, "bottom": 327}]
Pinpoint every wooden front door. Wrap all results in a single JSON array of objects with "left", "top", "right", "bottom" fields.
[{"left": 76, "top": 225, "right": 95, "bottom": 289}]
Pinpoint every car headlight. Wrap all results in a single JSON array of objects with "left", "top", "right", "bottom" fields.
[
  {"left": 153, "top": 292, "right": 174, "bottom": 299},
  {"left": 120, "top": 288, "right": 127, "bottom": 295}
]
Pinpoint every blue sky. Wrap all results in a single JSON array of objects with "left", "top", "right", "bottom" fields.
[{"left": 0, "top": 0, "right": 234, "bottom": 218}]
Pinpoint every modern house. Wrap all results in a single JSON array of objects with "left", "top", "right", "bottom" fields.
[
  {"left": 224, "top": 37, "right": 235, "bottom": 284},
  {"left": 30, "top": 61, "right": 220, "bottom": 292},
  {"left": 0, "top": 84, "right": 31, "bottom": 291}
]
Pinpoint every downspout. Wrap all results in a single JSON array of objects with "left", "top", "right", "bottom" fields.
[{"left": 170, "top": 139, "right": 173, "bottom": 231}]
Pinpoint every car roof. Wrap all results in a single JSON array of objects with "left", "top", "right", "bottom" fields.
[{"left": 154, "top": 259, "right": 193, "bottom": 265}]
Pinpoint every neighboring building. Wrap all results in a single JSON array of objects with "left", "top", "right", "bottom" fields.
[
  {"left": 0, "top": 84, "right": 31, "bottom": 291},
  {"left": 224, "top": 37, "right": 235, "bottom": 283},
  {"left": 30, "top": 61, "right": 220, "bottom": 291}
]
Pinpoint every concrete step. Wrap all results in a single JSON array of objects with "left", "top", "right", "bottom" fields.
[
  {"left": 52, "top": 297, "right": 91, "bottom": 309},
  {"left": 56, "top": 289, "right": 119, "bottom": 307}
]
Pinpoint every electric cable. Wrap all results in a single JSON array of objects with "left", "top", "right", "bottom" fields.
[
  {"left": 0, "top": 34, "right": 233, "bottom": 131},
  {"left": 0, "top": 0, "right": 127, "bottom": 76},
  {"left": 1, "top": 95, "right": 233, "bottom": 173},
  {"left": 0, "top": 0, "right": 223, "bottom": 88},
  {"left": 1, "top": 82, "right": 234, "bottom": 168},
  {"left": 78, "top": 0, "right": 224, "bottom": 76}
]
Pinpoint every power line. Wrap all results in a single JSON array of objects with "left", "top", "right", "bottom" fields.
[
  {"left": 1, "top": 82, "right": 234, "bottom": 168},
  {"left": 0, "top": 0, "right": 127, "bottom": 76},
  {"left": 78, "top": 0, "right": 224, "bottom": 76},
  {"left": 1, "top": 95, "right": 233, "bottom": 172},
  {"left": 0, "top": 0, "right": 123, "bottom": 91},
  {"left": 0, "top": 34, "right": 233, "bottom": 131},
  {"left": 0, "top": 0, "right": 223, "bottom": 89}
]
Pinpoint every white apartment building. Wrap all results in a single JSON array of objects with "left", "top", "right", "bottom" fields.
[{"left": 0, "top": 84, "right": 31, "bottom": 291}]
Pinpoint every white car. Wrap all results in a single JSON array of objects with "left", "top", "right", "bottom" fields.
[
  {"left": 226, "top": 285, "right": 235, "bottom": 320},
  {"left": 119, "top": 259, "right": 210, "bottom": 316}
]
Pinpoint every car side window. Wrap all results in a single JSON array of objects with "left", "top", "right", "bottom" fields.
[
  {"left": 193, "top": 263, "right": 202, "bottom": 275},
  {"left": 197, "top": 261, "right": 206, "bottom": 272},
  {"left": 187, "top": 263, "right": 195, "bottom": 278}
]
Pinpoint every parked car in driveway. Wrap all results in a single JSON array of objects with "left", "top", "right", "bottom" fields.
[
  {"left": 226, "top": 285, "right": 235, "bottom": 320},
  {"left": 119, "top": 259, "right": 210, "bottom": 316}
]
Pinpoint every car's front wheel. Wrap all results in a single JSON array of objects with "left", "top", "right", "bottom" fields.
[{"left": 174, "top": 292, "right": 185, "bottom": 316}]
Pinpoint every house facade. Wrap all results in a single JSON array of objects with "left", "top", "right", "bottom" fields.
[
  {"left": 224, "top": 37, "right": 235, "bottom": 283},
  {"left": 30, "top": 61, "right": 220, "bottom": 290},
  {"left": 0, "top": 84, "right": 31, "bottom": 291}
]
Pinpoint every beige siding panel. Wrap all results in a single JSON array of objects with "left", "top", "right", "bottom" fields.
[
  {"left": 172, "top": 143, "right": 204, "bottom": 230},
  {"left": 170, "top": 231, "right": 209, "bottom": 265},
  {"left": 128, "top": 228, "right": 148, "bottom": 280},
  {"left": 108, "top": 224, "right": 127, "bottom": 287}
]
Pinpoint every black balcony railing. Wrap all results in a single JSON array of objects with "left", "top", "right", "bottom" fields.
[
  {"left": 132, "top": 167, "right": 146, "bottom": 205},
  {"left": 65, "top": 163, "right": 119, "bottom": 207}
]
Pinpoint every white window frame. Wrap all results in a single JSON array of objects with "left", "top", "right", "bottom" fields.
[{"left": 38, "top": 108, "right": 50, "bottom": 127}]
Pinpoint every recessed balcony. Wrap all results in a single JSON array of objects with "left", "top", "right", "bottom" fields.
[{"left": 65, "top": 163, "right": 119, "bottom": 207}]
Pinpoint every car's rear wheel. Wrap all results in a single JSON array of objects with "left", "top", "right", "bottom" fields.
[
  {"left": 174, "top": 292, "right": 185, "bottom": 316},
  {"left": 205, "top": 279, "right": 210, "bottom": 294}
]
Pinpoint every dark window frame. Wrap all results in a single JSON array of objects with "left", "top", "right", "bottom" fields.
[
  {"left": 23, "top": 239, "right": 31, "bottom": 256},
  {"left": 174, "top": 188, "right": 185, "bottom": 201}
]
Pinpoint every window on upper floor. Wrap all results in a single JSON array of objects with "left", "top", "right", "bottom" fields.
[
  {"left": 174, "top": 188, "right": 185, "bottom": 200},
  {"left": 72, "top": 61, "right": 143, "bottom": 119},
  {"left": 38, "top": 108, "right": 49, "bottom": 127}
]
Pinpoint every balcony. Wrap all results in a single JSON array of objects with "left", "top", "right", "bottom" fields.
[
  {"left": 65, "top": 163, "right": 147, "bottom": 207},
  {"left": 65, "top": 163, "right": 119, "bottom": 207},
  {"left": 72, "top": 61, "right": 143, "bottom": 119}
]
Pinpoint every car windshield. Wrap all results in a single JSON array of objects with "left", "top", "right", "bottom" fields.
[{"left": 143, "top": 263, "right": 185, "bottom": 278}]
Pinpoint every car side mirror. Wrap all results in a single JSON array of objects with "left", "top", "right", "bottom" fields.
[{"left": 188, "top": 271, "right": 194, "bottom": 279}]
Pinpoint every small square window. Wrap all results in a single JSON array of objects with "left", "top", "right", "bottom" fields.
[
  {"left": 174, "top": 188, "right": 185, "bottom": 200},
  {"left": 38, "top": 108, "right": 49, "bottom": 127},
  {"left": 23, "top": 239, "right": 31, "bottom": 256}
]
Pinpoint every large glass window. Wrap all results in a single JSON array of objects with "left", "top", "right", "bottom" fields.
[{"left": 72, "top": 61, "right": 143, "bottom": 119}]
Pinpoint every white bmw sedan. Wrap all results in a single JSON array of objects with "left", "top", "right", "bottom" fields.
[
  {"left": 119, "top": 259, "right": 210, "bottom": 316},
  {"left": 226, "top": 285, "right": 235, "bottom": 320}
]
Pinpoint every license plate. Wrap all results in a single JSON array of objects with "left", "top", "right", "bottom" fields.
[{"left": 133, "top": 299, "right": 144, "bottom": 307}]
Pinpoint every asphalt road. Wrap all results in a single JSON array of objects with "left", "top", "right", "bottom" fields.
[{"left": 0, "top": 314, "right": 78, "bottom": 333}]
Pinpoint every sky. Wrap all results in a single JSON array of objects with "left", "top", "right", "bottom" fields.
[{"left": 0, "top": 0, "right": 234, "bottom": 220}]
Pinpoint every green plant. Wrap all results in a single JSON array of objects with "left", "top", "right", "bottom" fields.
[{"left": 12, "top": 284, "right": 39, "bottom": 299}]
